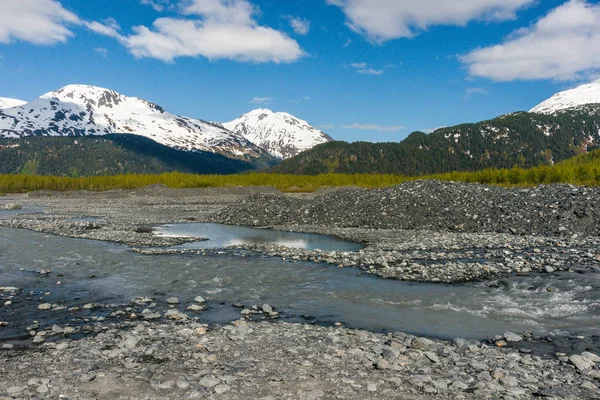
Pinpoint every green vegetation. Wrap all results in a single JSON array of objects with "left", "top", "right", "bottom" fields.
[
  {"left": 0, "top": 135, "right": 271, "bottom": 176},
  {"left": 2, "top": 148, "right": 600, "bottom": 193},
  {"left": 272, "top": 106, "right": 600, "bottom": 175}
]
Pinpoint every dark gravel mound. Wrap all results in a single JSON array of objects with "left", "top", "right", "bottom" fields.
[{"left": 211, "top": 180, "right": 600, "bottom": 237}]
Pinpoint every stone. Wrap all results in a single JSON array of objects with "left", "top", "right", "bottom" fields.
[
  {"left": 424, "top": 351, "right": 440, "bottom": 363},
  {"left": 187, "top": 304, "right": 203, "bottom": 311},
  {"left": 570, "top": 355, "right": 595, "bottom": 371},
  {"left": 262, "top": 304, "right": 273, "bottom": 313},
  {"left": 122, "top": 335, "right": 139, "bottom": 350},
  {"left": 5, "top": 203, "right": 21, "bottom": 210},
  {"left": 367, "top": 383, "right": 377, "bottom": 392},
  {"left": 214, "top": 384, "right": 231, "bottom": 394},
  {"left": 37, "top": 384, "right": 49, "bottom": 394},
  {"left": 166, "top": 297, "right": 179, "bottom": 304},
  {"left": 376, "top": 358, "right": 390, "bottom": 370},
  {"left": 199, "top": 376, "right": 220, "bottom": 388},
  {"left": 412, "top": 337, "right": 433, "bottom": 350},
  {"left": 194, "top": 296, "right": 206, "bottom": 303},
  {"left": 582, "top": 352, "right": 600, "bottom": 363},
  {"left": 544, "top": 266, "right": 555, "bottom": 273},
  {"left": 38, "top": 303, "right": 52, "bottom": 310},
  {"left": 504, "top": 331, "right": 523, "bottom": 342}
]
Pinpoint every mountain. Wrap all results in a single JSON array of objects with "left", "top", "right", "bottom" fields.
[
  {"left": 531, "top": 80, "right": 600, "bottom": 114},
  {"left": 272, "top": 107, "right": 600, "bottom": 175},
  {"left": 223, "top": 108, "right": 333, "bottom": 159},
  {"left": 0, "top": 97, "right": 27, "bottom": 109},
  {"left": 0, "top": 135, "right": 256, "bottom": 176},
  {"left": 0, "top": 85, "right": 274, "bottom": 165}
]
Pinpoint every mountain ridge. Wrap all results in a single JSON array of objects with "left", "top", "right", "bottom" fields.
[
  {"left": 0, "top": 84, "right": 272, "bottom": 164},
  {"left": 223, "top": 108, "right": 333, "bottom": 159},
  {"left": 273, "top": 106, "right": 600, "bottom": 175}
]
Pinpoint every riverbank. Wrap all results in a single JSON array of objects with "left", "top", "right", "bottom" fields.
[{"left": 0, "top": 181, "right": 599, "bottom": 398}]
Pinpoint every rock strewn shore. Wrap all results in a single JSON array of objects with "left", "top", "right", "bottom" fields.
[
  {"left": 1, "top": 318, "right": 599, "bottom": 400},
  {"left": 211, "top": 181, "right": 600, "bottom": 237}
]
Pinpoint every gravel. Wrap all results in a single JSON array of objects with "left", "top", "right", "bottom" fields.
[{"left": 211, "top": 180, "right": 600, "bottom": 237}]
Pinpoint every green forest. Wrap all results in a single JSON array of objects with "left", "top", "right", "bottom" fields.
[
  {"left": 0, "top": 135, "right": 262, "bottom": 176},
  {"left": 273, "top": 106, "right": 600, "bottom": 175}
]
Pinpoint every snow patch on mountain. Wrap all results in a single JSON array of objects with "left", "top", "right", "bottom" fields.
[
  {"left": 0, "top": 97, "right": 27, "bottom": 109},
  {"left": 0, "top": 84, "right": 268, "bottom": 160},
  {"left": 223, "top": 108, "right": 333, "bottom": 159},
  {"left": 531, "top": 80, "right": 600, "bottom": 114}
]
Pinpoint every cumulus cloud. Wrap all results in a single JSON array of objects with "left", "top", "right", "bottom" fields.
[
  {"left": 342, "top": 123, "right": 404, "bottom": 132},
  {"left": 0, "top": 0, "right": 80, "bottom": 45},
  {"left": 462, "top": 0, "right": 600, "bottom": 81},
  {"left": 327, "top": 0, "right": 535, "bottom": 42},
  {"left": 287, "top": 16, "right": 311, "bottom": 35},
  {"left": 123, "top": 0, "right": 304, "bottom": 63}
]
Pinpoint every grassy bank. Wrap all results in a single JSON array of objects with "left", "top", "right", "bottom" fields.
[{"left": 1, "top": 150, "right": 599, "bottom": 193}]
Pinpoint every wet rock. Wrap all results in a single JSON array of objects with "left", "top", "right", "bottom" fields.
[
  {"left": 166, "top": 297, "right": 179, "bottom": 304},
  {"left": 504, "top": 332, "right": 523, "bottom": 342}
]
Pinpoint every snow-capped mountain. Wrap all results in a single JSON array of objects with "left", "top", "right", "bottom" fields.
[
  {"left": 0, "top": 97, "right": 27, "bottom": 109},
  {"left": 223, "top": 108, "right": 333, "bottom": 159},
  {"left": 0, "top": 85, "right": 268, "bottom": 161},
  {"left": 531, "top": 80, "right": 600, "bottom": 114}
]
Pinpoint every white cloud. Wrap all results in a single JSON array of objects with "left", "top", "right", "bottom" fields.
[
  {"left": 0, "top": 0, "right": 80, "bottom": 45},
  {"left": 462, "top": 0, "right": 600, "bottom": 81},
  {"left": 349, "top": 62, "right": 383, "bottom": 75},
  {"left": 464, "top": 87, "right": 489, "bottom": 98},
  {"left": 94, "top": 47, "right": 109, "bottom": 58},
  {"left": 316, "top": 124, "right": 335, "bottom": 130},
  {"left": 85, "top": 18, "right": 122, "bottom": 40},
  {"left": 342, "top": 123, "right": 404, "bottom": 132},
  {"left": 140, "top": 0, "right": 171, "bottom": 12},
  {"left": 287, "top": 16, "right": 311, "bottom": 35},
  {"left": 249, "top": 97, "right": 273, "bottom": 104},
  {"left": 327, "top": 0, "right": 535, "bottom": 42},
  {"left": 357, "top": 68, "right": 383, "bottom": 75},
  {"left": 123, "top": 0, "right": 304, "bottom": 63}
]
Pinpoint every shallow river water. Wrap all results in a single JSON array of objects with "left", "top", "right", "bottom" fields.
[{"left": 1, "top": 227, "right": 599, "bottom": 343}]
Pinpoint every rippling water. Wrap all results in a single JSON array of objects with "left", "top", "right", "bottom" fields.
[{"left": 0, "top": 227, "right": 599, "bottom": 341}]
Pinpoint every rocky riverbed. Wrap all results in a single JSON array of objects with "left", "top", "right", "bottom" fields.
[{"left": 0, "top": 181, "right": 599, "bottom": 398}]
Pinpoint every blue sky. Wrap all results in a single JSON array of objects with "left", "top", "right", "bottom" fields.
[{"left": 1, "top": 0, "right": 600, "bottom": 142}]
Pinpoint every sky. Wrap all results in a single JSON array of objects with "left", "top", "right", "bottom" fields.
[{"left": 1, "top": 0, "right": 600, "bottom": 142}]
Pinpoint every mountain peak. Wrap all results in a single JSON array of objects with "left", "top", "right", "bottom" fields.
[
  {"left": 223, "top": 109, "right": 333, "bottom": 159},
  {"left": 531, "top": 80, "right": 600, "bottom": 114},
  {"left": 0, "top": 97, "right": 27, "bottom": 109},
  {"left": 0, "top": 84, "right": 269, "bottom": 162}
]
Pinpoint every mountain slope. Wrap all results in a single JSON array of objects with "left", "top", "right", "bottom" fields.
[
  {"left": 0, "top": 97, "right": 27, "bottom": 109},
  {"left": 531, "top": 80, "right": 600, "bottom": 114},
  {"left": 273, "top": 107, "right": 600, "bottom": 175},
  {"left": 223, "top": 108, "right": 333, "bottom": 159},
  {"left": 0, "top": 135, "right": 256, "bottom": 176},
  {"left": 0, "top": 85, "right": 273, "bottom": 164}
]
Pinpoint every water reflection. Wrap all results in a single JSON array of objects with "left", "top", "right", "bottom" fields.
[{"left": 154, "top": 223, "right": 364, "bottom": 252}]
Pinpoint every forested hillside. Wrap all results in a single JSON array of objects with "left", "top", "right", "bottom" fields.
[
  {"left": 273, "top": 106, "right": 600, "bottom": 175},
  {"left": 0, "top": 135, "right": 263, "bottom": 176}
]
